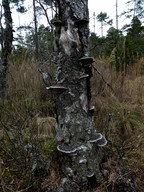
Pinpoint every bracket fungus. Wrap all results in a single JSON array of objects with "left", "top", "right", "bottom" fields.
[
  {"left": 97, "top": 136, "right": 107, "bottom": 147},
  {"left": 89, "top": 133, "right": 102, "bottom": 143},
  {"left": 79, "top": 57, "right": 95, "bottom": 66},
  {"left": 89, "top": 105, "right": 95, "bottom": 115},
  {"left": 57, "top": 145, "right": 77, "bottom": 154},
  {"left": 79, "top": 74, "right": 89, "bottom": 80},
  {"left": 74, "top": 19, "right": 89, "bottom": 26},
  {"left": 46, "top": 85, "right": 68, "bottom": 93},
  {"left": 51, "top": 19, "right": 62, "bottom": 27},
  {"left": 87, "top": 169, "right": 95, "bottom": 178}
]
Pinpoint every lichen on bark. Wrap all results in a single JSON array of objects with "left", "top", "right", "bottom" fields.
[{"left": 49, "top": 0, "right": 107, "bottom": 191}]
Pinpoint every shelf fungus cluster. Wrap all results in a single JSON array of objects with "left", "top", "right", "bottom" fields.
[{"left": 46, "top": 0, "right": 107, "bottom": 191}]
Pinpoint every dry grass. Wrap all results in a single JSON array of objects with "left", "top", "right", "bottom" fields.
[
  {"left": 91, "top": 57, "right": 144, "bottom": 131},
  {"left": 0, "top": 51, "right": 144, "bottom": 191},
  {"left": 91, "top": 57, "right": 144, "bottom": 192},
  {"left": 0, "top": 52, "right": 55, "bottom": 191},
  {"left": 3, "top": 52, "right": 55, "bottom": 117}
]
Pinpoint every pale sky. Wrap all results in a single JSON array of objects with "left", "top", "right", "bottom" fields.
[
  {"left": 10, "top": 0, "right": 130, "bottom": 37},
  {"left": 88, "top": 0, "right": 128, "bottom": 36}
]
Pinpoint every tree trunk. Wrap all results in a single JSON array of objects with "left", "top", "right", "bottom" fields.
[
  {"left": 0, "top": 4, "right": 4, "bottom": 51},
  {"left": 33, "top": 0, "right": 39, "bottom": 60},
  {"left": 48, "top": 0, "right": 107, "bottom": 191},
  {"left": 101, "top": 21, "right": 103, "bottom": 37},
  {"left": 0, "top": 0, "right": 13, "bottom": 97}
]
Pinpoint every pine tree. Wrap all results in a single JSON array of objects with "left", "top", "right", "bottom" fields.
[{"left": 97, "top": 12, "right": 112, "bottom": 37}]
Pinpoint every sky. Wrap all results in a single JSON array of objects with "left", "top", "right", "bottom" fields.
[
  {"left": 8, "top": 0, "right": 130, "bottom": 37},
  {"left": 88, "top": 0, "right": 128, "bottom": 36}
]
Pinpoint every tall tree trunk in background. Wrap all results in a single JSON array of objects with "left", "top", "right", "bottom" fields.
[
  {"left": 0, "top": 4, "right": 4, "bottom": 51},
  {"left": 48, "top": 0, "right": 107, "bottom": 191},
  {"left": 0, "top": 0, "right": 13, "bottom": 97},
  {"left": 33, "top": 0, "right": 39, "bottom": 60}
]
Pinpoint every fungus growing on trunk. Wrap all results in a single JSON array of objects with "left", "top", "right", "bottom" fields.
[
  {"left": 79, "top": 56, "right": 95, "bottom": 65},
  {"left": 57, "top": 145, "right": 77, "bottom": 154},
  {"left": 89, "top": 133, "right": 102, "bottom": 143},
  {"left": 97, "top": 136, "right": 107, "bottom": 147},
  {"left": 87, "top": 169, "right": 95, "bottom": 178},
  {"left": 46, "top": 85, "right": 68, "bottom": 93},
  {"left": 74, "top": 19, "right": 89, "bottom": 26},
  {"left": 79, "top": 74, "right": 89, "bottom": 79},
  {"left": 89, "top": 105, "right": 95, "bottom": 115},
  {"left": 52, "top": 19, "right": 62, "bottom": 27}
]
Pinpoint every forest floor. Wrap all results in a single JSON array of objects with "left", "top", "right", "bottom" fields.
[{"left": 0, "top": 56, "right": 144, "bottom": 191}]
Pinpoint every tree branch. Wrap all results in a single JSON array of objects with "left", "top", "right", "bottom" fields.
[
  {"left": 92, "top": 65, "right": 115, "bottom": 94},
  {"left": 36, "top": 0, "right": 52, "bottom": 27}
]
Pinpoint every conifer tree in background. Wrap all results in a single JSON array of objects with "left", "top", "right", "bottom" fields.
[
  {"left": 96, "top": 12, "right": 112, "bottom": 37},
  {"left": 0, "top": 0, "right": 26, "bottom": 97},
  {"left": 123, "top": 0, "right": 144, "bottom": 19}
]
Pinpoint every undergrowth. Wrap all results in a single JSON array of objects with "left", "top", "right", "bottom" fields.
[
  {"left": 91, "top": 57, "right": 144, "bottom": 192},
  {"left": 0, "top": 52, "right": 56, "bottom": 191},
  {"left": 0, "top": 51, "right": 144, "bottom": 191}
]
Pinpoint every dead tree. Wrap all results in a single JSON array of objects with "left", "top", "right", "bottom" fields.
[
  {"left": 0, "top": 0, "right": 13, "bottom": 97},
  {"left": 47, "top": 0, "right": 107, "bottom": 191},
  {"left": 33, "top": 0, "right": 39, "bottom": 60}
]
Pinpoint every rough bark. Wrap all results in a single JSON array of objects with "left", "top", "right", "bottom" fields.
[
  {"left": 48, "top": 0, "right": 107, "bottom": 191},
  {"left": 0, "top": 0, "right": 13, "bottom": 97}
]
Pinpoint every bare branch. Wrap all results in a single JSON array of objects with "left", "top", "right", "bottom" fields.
[
  {"left": 92, "top": 64, "right": 115, "bottom": 94},
  {"left": 36, "top": 0, "right": 52, "bottom": 27}
]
